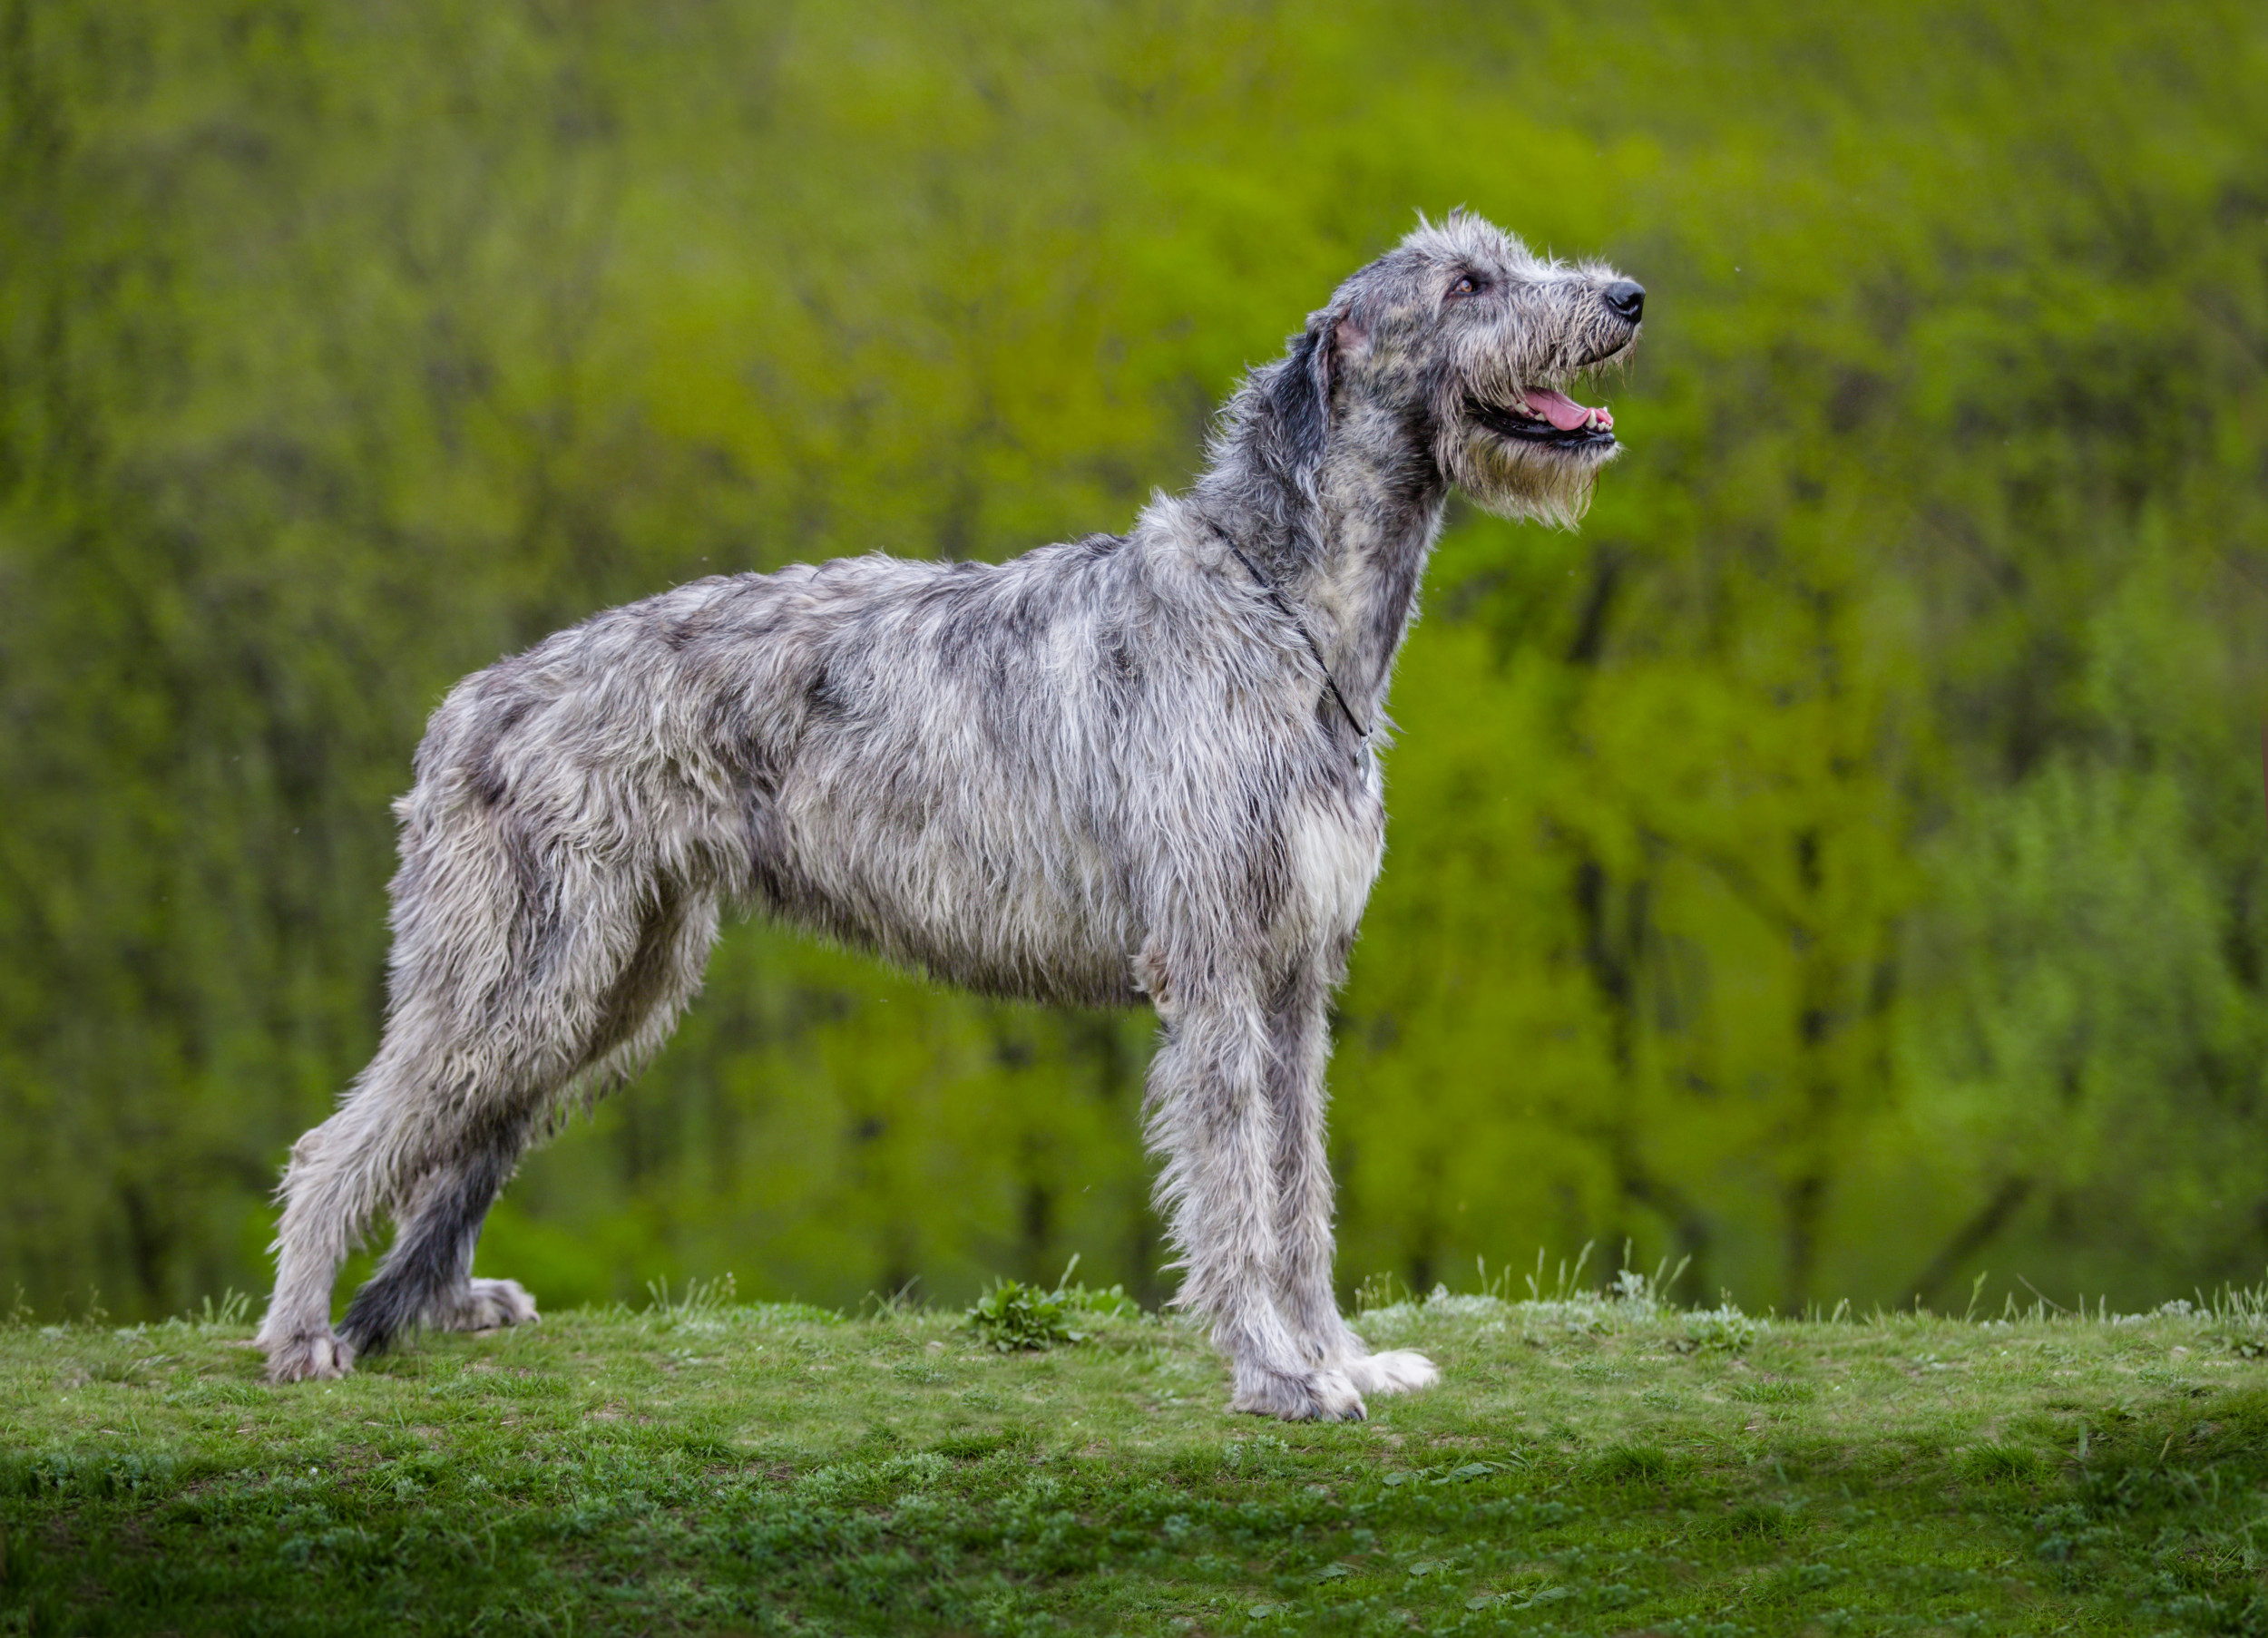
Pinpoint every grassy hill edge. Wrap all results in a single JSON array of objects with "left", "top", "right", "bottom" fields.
[{"left": 5, "top": 1283, "right": 2268, "bottom": 1635}]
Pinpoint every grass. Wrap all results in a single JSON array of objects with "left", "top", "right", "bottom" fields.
[{"left": 5, "top": 1274, "right": 2268, "bottom": 1635}]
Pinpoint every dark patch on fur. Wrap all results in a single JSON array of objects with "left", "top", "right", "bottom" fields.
[
  {"left": 1100, "top": 628, "right": 1140, "bottom": 689},
  {"left": 1274, "top": 324, "right": 1332, "bottom": 480},
  {"left": 469, "top": 755, "right": 510, "bottom": 808},
  {"left": 464, "top": 692, "right": 537, "bottom": 808},
  {"left": 804, "top": 658, "right": 846, "bottom": 720},
  {"left": 661, "top": 609, "right": 719, "bottom": 650}
]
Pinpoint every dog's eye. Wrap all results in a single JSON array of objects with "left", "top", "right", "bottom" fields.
[{"left": 1450, "top": 274, "right": 1481, "bottom": 297}]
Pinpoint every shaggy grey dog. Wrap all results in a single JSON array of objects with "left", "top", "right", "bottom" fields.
[{"left": 258, "top": 211, "right": 1643, "bottom": 1420}]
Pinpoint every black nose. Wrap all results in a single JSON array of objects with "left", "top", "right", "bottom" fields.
[{"left": 1603, "top": 280, "right": 1645, "bottom": 324}]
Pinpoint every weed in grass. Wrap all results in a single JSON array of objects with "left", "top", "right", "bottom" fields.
[
  {"left": 1705, "top": 1500, "right": 1800, "bottom": 1542},
  {"left": 1729, "top": 1379, "right": 1813, "bottom": 1405},
  {"left": 966, "top": 1279, "right": 1088, "bottom": 1351},
  {"left": 1680, "top": 1299, "right": 1764, "bottom": 1353},
  {"left": 184, "top": 1290, "right": 251, "bottom": 1331},
  {"left": 1591, "top": 1442, "right": 1675, "bottom": 1487},
  {"left": 963, "top": 1255, "right": 1143, "bottom": 1352},
  {"left": 645, "top": 1271, "right": 739, "bottom": 1322}
]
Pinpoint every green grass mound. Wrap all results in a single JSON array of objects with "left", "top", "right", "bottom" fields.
[{"left": 5, "top": 1285, "right": 2268, "bottom": 1635}]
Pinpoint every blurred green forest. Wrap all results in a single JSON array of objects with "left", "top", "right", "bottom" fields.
[{"left": 3, "top": 1, "right": 2264, "bottom": 1324}]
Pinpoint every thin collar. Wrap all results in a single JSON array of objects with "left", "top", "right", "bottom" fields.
[{"left": 1210, "top": 530, "right": 1372, "bottom": 741}]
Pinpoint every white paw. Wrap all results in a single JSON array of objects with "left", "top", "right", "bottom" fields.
[
  {"left": 263, "top": 1330, "right": 355, "bottom": 1383},
  {"left": 1307, "top": 1367, "right": 1368, "bottom": 1421},
  {"left": 1341, "top": 1349, "right": 1440, "bottom": 1396},
  {"left": 451, "top": 1277, "right": 540, "bottom": 1332}
]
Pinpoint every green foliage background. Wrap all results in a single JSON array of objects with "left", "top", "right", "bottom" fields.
[{"left": 3, "top": 1, "right": 2263, "bottom": 1323}]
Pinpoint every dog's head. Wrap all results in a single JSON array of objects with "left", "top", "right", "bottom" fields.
[{"left": 1284, "top": 211, "right": 1643, "bottom": 531}]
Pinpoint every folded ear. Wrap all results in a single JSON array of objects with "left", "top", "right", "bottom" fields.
[{"left": 1272, "top": 300, "right": 1365, "bottom": 474}]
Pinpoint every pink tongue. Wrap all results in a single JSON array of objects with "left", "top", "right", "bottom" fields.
[{"left": 1523, "top": 388, "right": 1609, "bottom": 431}]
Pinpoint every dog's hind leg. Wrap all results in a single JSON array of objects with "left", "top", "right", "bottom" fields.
[
  {"left": 1266, "top": 960, "right": 1439, "bottom": 1399},
  {"left": 332, "top": 882, "right": 722, "bottom": 1364},
  {"left": 258, "top": 1041, "right": 432, "bottom": 1382},
  {"left": 1148, "top": 976, "right": 1367, "bottom": 1422},
  {"left": 260, "top": 1008, "right": 553, "bottom": 1381},
  {"left": 261, "top": 736, "right": 720, "bottom": 1384}
]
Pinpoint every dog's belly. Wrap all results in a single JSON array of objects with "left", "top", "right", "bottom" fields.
[{"left": 767, "top": 783, "right": 1141, "bottom": 1009}]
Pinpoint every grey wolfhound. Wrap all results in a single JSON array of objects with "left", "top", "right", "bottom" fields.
[{"left": 258, "top": 211, "right": 1643, "bottom": 1419}]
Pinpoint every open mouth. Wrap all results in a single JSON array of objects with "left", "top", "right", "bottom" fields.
[{"left": 1468, "top": 386, "right": 1617, "bottom": 452}]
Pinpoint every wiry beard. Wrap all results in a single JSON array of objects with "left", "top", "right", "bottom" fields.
[
  {"left": 1444, "top": 424, "right": 1618, "bottom": 531},
  {"left": 1442, "top": 317, "right": 1633, "bottom": 530}
]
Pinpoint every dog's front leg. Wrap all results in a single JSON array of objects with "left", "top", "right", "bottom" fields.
[
  {"left": 1266, "top": 964, "right": 1441, "bottom": 1400},
  {"left": 1146, "top": 984, "right": 1366, "bottom": 1421}
]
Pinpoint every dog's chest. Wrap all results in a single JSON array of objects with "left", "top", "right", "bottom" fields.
[{"left": 1286, "top": 792, "right": 1385, "bottom": 942}]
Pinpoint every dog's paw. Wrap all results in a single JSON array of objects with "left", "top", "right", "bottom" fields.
[
  {"left": 467, "top": 1277, "right": 540, "bottom": 1330},
  {"left": 1232, "top": 1365, "right": 1367, "bottom": 1423},
  {"left": 263, "top": 1330, "right": 355, "bottom": 1383},
  {"left": 1341, "top": 1349, "right": 1440, "bottom": 1397},
  {"left": 436, "top": 1278, "right": 540, "bottom": 1333}
]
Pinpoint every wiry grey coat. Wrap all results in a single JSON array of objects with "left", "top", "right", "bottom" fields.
[{"left": 258, "top": 211, "right": 1645, "bottom": 1419}]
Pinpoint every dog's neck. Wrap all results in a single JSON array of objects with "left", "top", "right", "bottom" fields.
[
  {"left": 1195, "top": 396, "right": 1449, "bottom": 732},
  {"left": 1295, "top": 436, "right": 1449, "bottom": 723}
]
